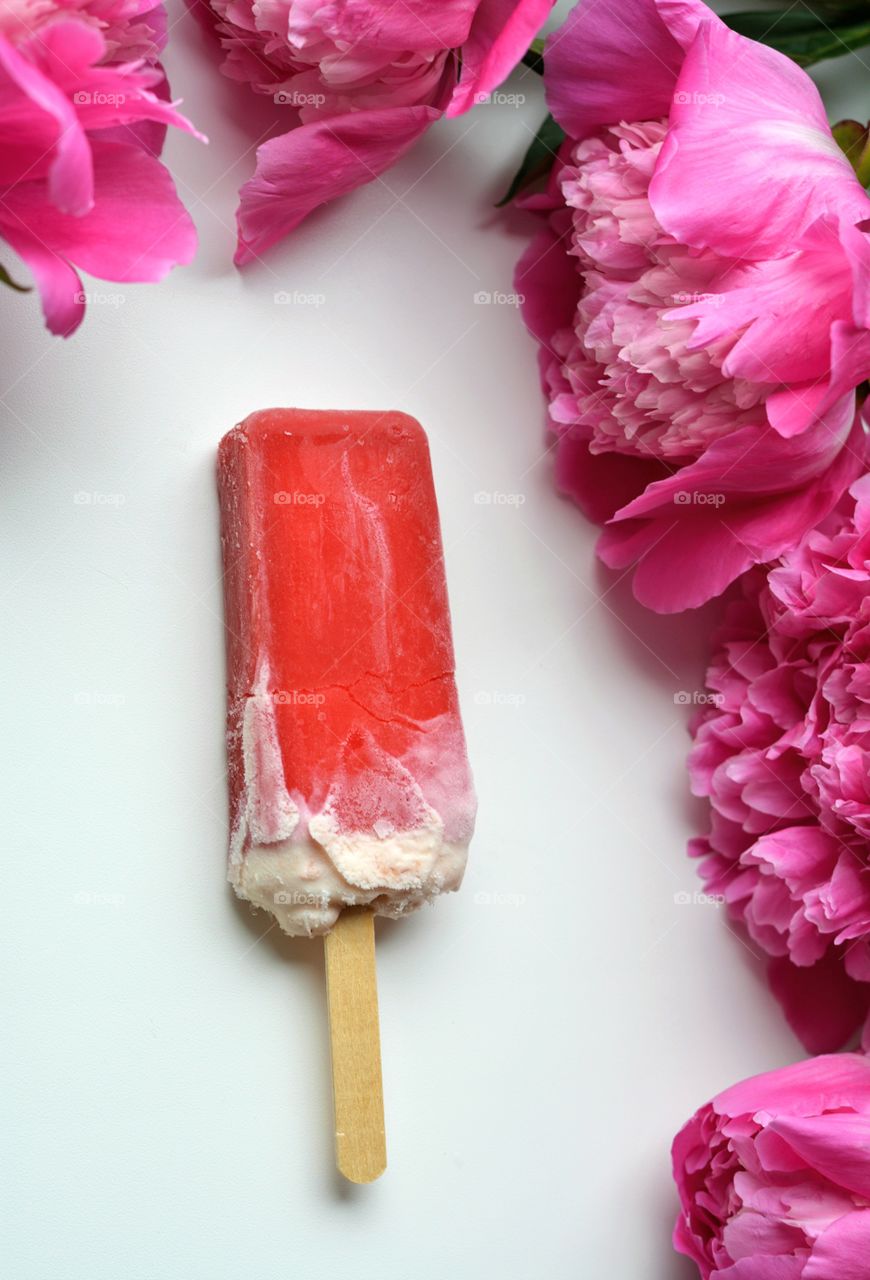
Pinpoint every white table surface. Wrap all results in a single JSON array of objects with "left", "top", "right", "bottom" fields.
[{"left": 2, "top": 5, "right": 865, "bottom": 1277}]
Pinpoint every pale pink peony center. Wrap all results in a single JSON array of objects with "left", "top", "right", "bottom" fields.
[
  {"left": 0, "top": 1, "right": 166, "bottom": 60},
  {"left": 553, "top": 119, "right": 768, "bottom": 462},
  {"left": 210, "top": 0, "right": 449, "bottom": 118}
]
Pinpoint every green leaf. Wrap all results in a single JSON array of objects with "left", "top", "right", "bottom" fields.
[
  {"left": 520, "top": 38, "right": 545, "bottom": 75},
  {"left": 497, "top": 113, "right": 565, "bottom": 207},
  {"left": 814, "top": 2, "right": 870, "bottom": 13},
  {"left": 833, "top": 118, "right": 870, "bottom": 186},
  {"left": 0, "top": 262, "right": 31, "bottom": 293},
  {"left": 723, "top": 7, "right": 870, "bottom": 67}
]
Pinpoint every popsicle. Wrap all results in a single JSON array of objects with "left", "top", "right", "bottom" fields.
[
  {"left": 217, "top": 408, "right": 476, "bottom": 1179},
  {"left": 218, "top": 406, "right": 476, "bottom": 932}
]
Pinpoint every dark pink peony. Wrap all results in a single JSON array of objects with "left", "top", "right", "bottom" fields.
[
  {"left": 673, "top": 1053, "right": 870, "bottom": 1279},
  {"left": 690, "top": 471, "right": 870, "bottom": 1052},
  {"left": 0, "top": 1, "right": 201, "bottom": 335},
  {"left": 191, "top": 0, "right": 554, "bottom": 263},
  {"left": 517, "top": 0, "right": 870, "bottom": 612}
]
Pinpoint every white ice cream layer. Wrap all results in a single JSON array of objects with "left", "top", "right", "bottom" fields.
[{"left": 228, "top": 661, "right": 468, "bottom": 937}]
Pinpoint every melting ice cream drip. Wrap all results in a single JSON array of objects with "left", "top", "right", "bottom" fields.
[{"left": 229, "top": 656, "right": 299, "bottom": 868}]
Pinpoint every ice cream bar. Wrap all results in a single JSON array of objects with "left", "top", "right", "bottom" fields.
[{"left": 218, "top": 408, "right": 476, "bottom": 938}]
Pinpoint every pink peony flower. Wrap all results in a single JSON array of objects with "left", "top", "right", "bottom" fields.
[
  {"left": 673, "top": 1052, "right": 870, "bottom": 1279},
  {"left": 0, "top": 1, "right": 167, "bottom": 58},
  {"left": 517, "top": 0, "right": 870, "bottom": 612},
  {"left": 690, "top": 471, "right": 870, "bottom": 1052},
  {"left": 1, "top": 1, "right": 201, "bottom": 336},
  {"left": 191, "top": 0, "right": 555, "bottom": 263}
]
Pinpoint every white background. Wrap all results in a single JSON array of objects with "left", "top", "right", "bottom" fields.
[{"left": 2, "top": 4, "right": 866, "bottom": 1277}]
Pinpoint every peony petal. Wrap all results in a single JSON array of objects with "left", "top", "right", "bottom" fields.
[
  {"left": 0, "top": 28, "right": 92, "bottom": 215},
  {"left": 808, "top": 853, "right": 870, "bottom": 935},
  {"left": 22, "top": 19, "right": 203, "bottom": 144},
  {"left": 544, "top": 0, "right": 710, "bottom": 139},
  {"left": 752, "top": 1129, "right": 815, "bottom": 1176},
  {"left": 515, "top": 221, "right": 576, "bottom": 349},
  {"left": 447, "top": 0, "right": 555, "bottom": 116},
  {"left": 746, "top": 829, "right": 840, "bottom": 884},
  {"left": 765, "top": 326, "right": 870, "bottom": 441},
  {"left": 1, "top": 139, "right": 196, "bottom": 281},
  {"left": 93, "top": 64, "right": 173, "bottom": 158},
  {"left": 672, "top": 1213, "right": 711, "bottom": 1277},
  {"left": 846, "top": 941, "right": 870, "bottom": 983},
  {"left": 597, "top": 410, "right": 865, "bottom": 612},
  {"left": 650, "top": 21, "right": 870, "bottom": 260},
  {"left": 767, "top": 952, "right": 870, "bottom": 1053},
  {"left": 723, "top": 1209, "right": 808, "bottom": 1262},
  {"left": 285, "top": 0, "right": 478, "bottom": 52},
  {"left": 555, "top": 436, "right": 666, "bottom": 525},
  {"left": 0, "top": 222, "right": 85, "bottom": 336},
  {"left": 667, "top": 222, "right": 852, "bottom": 389},
  {"left": 846, "top": 216, "right": 870, "bottom": 330},
  {"left": 234, "top": 103, "right": 443, "bottom": 263},
  {"left": 803, "top": 1211, "right": 870, "bottom": 1280},
  {"left": 715, "top": 1259, "right": 806, "bottom": 1279},
  {"left": 613, "top": 399, "right": 859, "bottom": 518},
  {"left": 714, "top": 1052, "right": 870, "bottom": 1120},
  {"left": 598, "top": 498, "right": 757, "bottom": 611},
  {"left": 769, "top": 1116, "right": 870, "bottom": 1199}
]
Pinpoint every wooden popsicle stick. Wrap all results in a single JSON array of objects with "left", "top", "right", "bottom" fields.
[{"left": 324, "top": 909, "right": 387, "bottom": 1183}]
